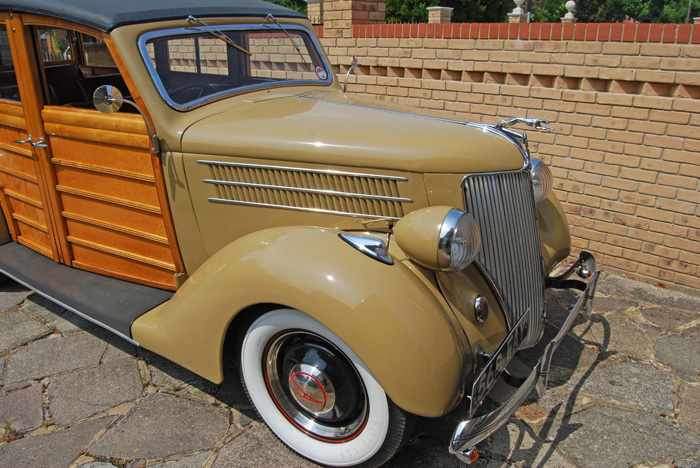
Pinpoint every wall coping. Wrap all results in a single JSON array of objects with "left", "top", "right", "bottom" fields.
[{"left": 346, "top": 22, "right": 699, "bottom": 44}]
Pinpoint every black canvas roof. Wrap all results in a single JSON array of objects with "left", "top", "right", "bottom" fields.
[{"left": 1, "top": 0, "right": 306, "bottom": 32}]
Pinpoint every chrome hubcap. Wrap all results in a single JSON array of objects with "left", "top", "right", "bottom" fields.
[
  {"left": 288, "top": 363, "right": 336, "bottom": 414},
  {"left": 264, "top": 331, "right": 368, "bottom": 441}
]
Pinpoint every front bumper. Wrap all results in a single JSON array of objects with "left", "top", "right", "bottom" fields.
[{"left": 449, "top": 253, "right": 600, "bottom": 463}]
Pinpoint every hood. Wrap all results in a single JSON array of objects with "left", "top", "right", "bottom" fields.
[{"left": 182, "top": 89, "right": 526, "bottom": 174}]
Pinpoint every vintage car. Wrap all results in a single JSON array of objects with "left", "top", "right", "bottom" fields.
[{"left": 0, "top": 0, "right": 599, "bottom": 466}]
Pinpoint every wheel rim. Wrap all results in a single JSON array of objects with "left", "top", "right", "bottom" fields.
[{"left": 263, "top": 330, "right": 369, "bottom": 442}]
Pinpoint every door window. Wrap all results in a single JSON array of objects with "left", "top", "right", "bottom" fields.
[{"left": 0, "top": 24, "right": 20, "bottom": 101}]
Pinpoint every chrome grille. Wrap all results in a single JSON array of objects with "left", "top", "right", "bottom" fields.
[
  {"left": 463, "top": 169, "right": 545, "bottom": 347},
  {"left": 198, "top": 160, "right": 411, "bottom": 220}
]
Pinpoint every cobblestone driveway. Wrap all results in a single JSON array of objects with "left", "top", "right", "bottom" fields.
[{"left": 0, "top": 273, "right": 698, "bottom": 468}]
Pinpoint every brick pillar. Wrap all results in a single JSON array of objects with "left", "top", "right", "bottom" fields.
[
  {"left": 323, "top": 0, "right": 385, "bottom": 38},
  {"left": 427, "top": 6, "right": 453, "bottom": 24},
  {"left": 306, "top": 0, "right": 323, "bottom": 25}
]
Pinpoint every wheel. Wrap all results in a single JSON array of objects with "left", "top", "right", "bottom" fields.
[{"left": 239, "top": 309, "right": 415, "bottom": 467}]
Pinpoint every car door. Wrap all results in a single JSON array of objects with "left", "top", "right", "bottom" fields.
[
  {"left": 0, "top": 13, "right": 67, "bottom": 262},
  {"left": 0, "top": 13, "right": 184, "bottom": 290}
]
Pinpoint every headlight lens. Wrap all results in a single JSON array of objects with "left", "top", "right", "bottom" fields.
[
  {"left": 531, "top": 159, "right": 553, "bottom": 203},
  {"left": 438, "top": 209, "right": 481, "bottom": 271}
]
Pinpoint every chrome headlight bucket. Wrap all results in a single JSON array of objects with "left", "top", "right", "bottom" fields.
[
  {"left": 437, "top": 209, "right": 481, "bottom": 272},
  {"left": 530, "top": 159, "right": 553, "bottom": 203},
  {"left": 393, "top": 206, "right": 481, "bottom": 272}
]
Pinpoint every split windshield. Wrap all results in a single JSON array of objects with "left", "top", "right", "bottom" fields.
[{"left": 140, "top": 24, "right": 331, "bottom": 110}]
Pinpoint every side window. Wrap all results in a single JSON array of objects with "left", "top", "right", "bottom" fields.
[
  {"left": 37, "top": 28, "right": 75, "bottom": 63},
  {"left": 81, "top": 34, "right": 116, "bottom": 68},
  {"left": 0, "top": 24, "right": 20, "bottom": 101},
  {"left": 34, "top": 28, "right": 127, "bottom": 108}
]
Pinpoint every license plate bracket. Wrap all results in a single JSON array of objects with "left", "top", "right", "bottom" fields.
[{"left": 469, "top": 308, "right": 531, "bottom": 416}]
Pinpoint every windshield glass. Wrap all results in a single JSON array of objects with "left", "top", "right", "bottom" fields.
[{"left": 140, "top": 24, "right": 331, "bottom": 110}]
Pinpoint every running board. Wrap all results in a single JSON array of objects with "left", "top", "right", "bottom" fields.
[{"left": 0, "top": 242, "right": 174, "bottom": 344}]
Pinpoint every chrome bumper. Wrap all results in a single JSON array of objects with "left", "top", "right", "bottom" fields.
[{"left": 449, "top": 254, "right": 600, "bottom": 463}]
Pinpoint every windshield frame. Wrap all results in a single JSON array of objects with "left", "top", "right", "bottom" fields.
[{"left": 138, "top": 23, "right": 333, "bottom": 111}]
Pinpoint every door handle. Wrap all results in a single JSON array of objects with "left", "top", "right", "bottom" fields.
[
  {"left": 31, "top": 137, "right": 48, "bottom": 148},
  {"left": 13, "top": 134, "right": 33, "bottom": 145}
]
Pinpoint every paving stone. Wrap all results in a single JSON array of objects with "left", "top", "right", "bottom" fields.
[
  {"left": 51, "top": 310, "right": 102, "bottom": 335},
  {"left": 673, "top": 458, "right": 700, "bottom": 468},
  {"left": 517, "top": 388, "right": 593, "bottom": 426},
  {"left": 571, "top": 362, "right": 675, "bottom": 414},
  {"left": 0, "top": 356, "right": 4, "bottom": 383},
  {"left": 0, "top": 383, "right": 43, "bottom": 432},
  {"left": 101, "top": 336, "right": 138, "bottom": 364},
  {"left": 594, "top": 296, "right": 639, "bottom": 314},
  {"left": 541, "top": 406, "right": 700, "bottom": 468},
  {"left": 48, "top": 359, "right": 143, "bottom": 426},
  {"left": 5, "top": 333, "right": 108, "bottom": 384},
  {"left": 573, "top": 313, "right": 652, "bottom": 361},
  {"left": 678, "top": 385, "right": 700, "bottom": 433},
  {"left": 140, "top": 350, "right": 208, "bottom": 390},
  {"left": 491, "top": 418, "right": 576, "bottom": 467},
  {"left": 0, "top": 311, "right": 52, "bottom": 351},
  {"left": 386, "top": 427, "right": 489, "bottom": 468},
  {"left": 0, "top": 282, "right": 31, "bottom": 313},
  {"left": 0, "top": 416, "right": 113, "bottom": 468},
  {"left": 80, "top": 463, "right": 117, "bottom": 468},
  {"left": 212, "top": 424, "right": 317, "bottom": 468},
  {"left": 681, "top": 325, "right": 700, "bottom": 340},
  {"left": 19, "top": 293, "right": 65, "bottom": 323},
  {"left": 654, "top": 335, "right": 700, "bottom": 377},
  {"left": 148, "top": 451, "right": 212, "bottom": 468},
  {"left": 597, "top": 274, "right": 700, "bottom": 313},
  {"left": 641, "top": 306, "right": 699, "bottom": 331},
  {"left": 89, "top": 392, "right": 229, "bottom": 459}
]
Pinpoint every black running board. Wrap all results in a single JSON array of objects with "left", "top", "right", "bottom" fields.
[{"left": 0, "top": 242, "right": 174, "bottom": 344}]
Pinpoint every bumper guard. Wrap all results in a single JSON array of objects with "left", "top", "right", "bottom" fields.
[{"left": 449, "top": 252, "right": 600, "bottom": 463}]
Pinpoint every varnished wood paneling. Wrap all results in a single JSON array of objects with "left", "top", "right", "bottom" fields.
[
  {"left": 47, "top": 136, "right": 153, "bottom": 176},
  {"left": 42, "top": 107, "right": 148, "bottom": 136},
  {"left": 71, "top": 244, "right": 176, "bottom": 289},
  {"left": 6, "top": 196, "right": 45, "bottom": 225},
  {"left": 0, "top": 147, "right": 37, "bottom": 178},
  {"left": 1, "top": 175, "right": 42, "bottom": 203},
  {"left": 44, "top": 121, "right": 151, "bottom": 150},
  {"left": 60, "top": 193, "right": 168, "bottom": 237},
  {"left": 15, "top": 219, "right": 51, "bottom": 249},
  {"left": 54, "top": 166, "right": 161, "bottom": 207},
  {"left": 65, "top": 219, "right": 173, "bottom": 263}
]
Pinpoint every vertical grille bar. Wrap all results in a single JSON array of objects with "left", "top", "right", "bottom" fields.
[{"left": 463, "top": 170, "right": 545, "bottom": 347}]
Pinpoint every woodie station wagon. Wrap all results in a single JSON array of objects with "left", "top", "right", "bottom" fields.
[{"left": 0, "top": 0, "right": 599, "bottom": 466}]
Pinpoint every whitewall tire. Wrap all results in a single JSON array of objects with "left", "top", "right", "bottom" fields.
[{"left": 239, "top": 309, "right": 413, "bottom": 467}]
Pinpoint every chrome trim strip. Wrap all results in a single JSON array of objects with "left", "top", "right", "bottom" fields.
[
  {"left": 449, "top": 270, "right": 600, "bottom": 457},
  {"left": 197, "top": 160, "right": 409, "bottom": 181},
  {"left": 0, "top": 268, "right": 140, "bottom": 346},
  {"left": 299, "top": 97, "right": 529, "bottom": 163},
  {"left": 202, "top": 179, "right": 413, "bottom": 203},
  {"left": 138, "top": 24, "right": 333, "bottom": 112},
  {"left": 207, "top": 198, "right": 401, "bottom": 220}
]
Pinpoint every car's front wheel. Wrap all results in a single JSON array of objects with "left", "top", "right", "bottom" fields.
[{"left": 239, "top": 309, "right": 415, "bottom": 467}]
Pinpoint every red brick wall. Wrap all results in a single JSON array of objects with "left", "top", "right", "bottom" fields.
[{"left": 317, "top": 17, "right": 700, "bottom": 293}]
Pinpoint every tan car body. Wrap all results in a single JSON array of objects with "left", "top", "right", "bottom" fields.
[{"left": 0, "top": 13, "right": 572, "bottom": 419}]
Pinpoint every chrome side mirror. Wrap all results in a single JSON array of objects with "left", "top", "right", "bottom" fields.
[
  {"left": 93, "top": 85, "right": 160, "bottom": 153},
  {"left": 343, "top": 55, "right": 361, "bottom": 94}
]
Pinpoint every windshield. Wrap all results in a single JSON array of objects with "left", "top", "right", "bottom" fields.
[{"left": 140, "top": 24, "right": 331, "bottom": 110}]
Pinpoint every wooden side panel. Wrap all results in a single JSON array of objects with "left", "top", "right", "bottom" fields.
[
  {"left": 0, "top": 101, "right": 54, "bottom": 258},
  {"left": 42, "top": 106, "right": 178, "bottom": 289}
]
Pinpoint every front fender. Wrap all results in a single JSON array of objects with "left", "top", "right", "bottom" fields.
[{"left": 132, "top": 226, "right": 466, "bottom": 417}]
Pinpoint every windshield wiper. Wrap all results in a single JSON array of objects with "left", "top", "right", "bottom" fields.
[
  {"left": 264, "top": 13, "right": 309, "bottom": 68},
  {"left": 186, "top": 15, "right": 252, "bottom": 56}
]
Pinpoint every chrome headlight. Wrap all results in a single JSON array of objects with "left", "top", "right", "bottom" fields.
[
  {"left": 393, "top": 206, "right": 481, "bottom": 272},
  {"left": 530, "top": 159, "right": 553, "bottom": 203}
]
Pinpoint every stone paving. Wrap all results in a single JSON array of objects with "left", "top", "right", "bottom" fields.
[{"left": 0, "top": 272, "right": 698, "bottom": 468}]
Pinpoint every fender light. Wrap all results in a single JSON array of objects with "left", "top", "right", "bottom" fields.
[
  {"left": 530, "top": 159, "right": 553, "bottom": 203},
  {"left": 393, "top": 206, "right": 481, "bottom": 272}
]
